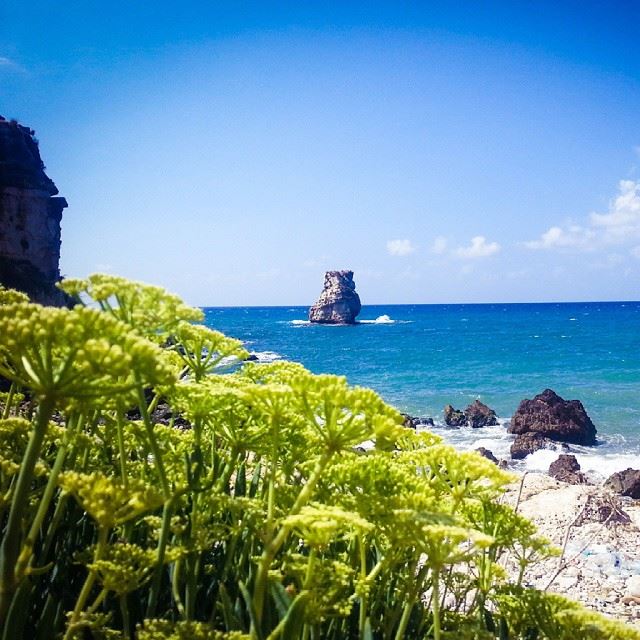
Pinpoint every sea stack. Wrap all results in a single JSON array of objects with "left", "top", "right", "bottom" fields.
[
  {"left": 309, "top": 270, "right": 361, "bottom": 324},
  {"left": 0, "top": 116, "right": 69, "bottom": 305}
]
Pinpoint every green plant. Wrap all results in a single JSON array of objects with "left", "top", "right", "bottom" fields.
[{"left": 0, "top": 274, "right": 636, "bottom": 639}]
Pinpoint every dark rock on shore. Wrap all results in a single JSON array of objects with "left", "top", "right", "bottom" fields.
[
  {"left": 604, "top": 468, "right": 640, "bottom": 499},
  {"left": 476, "top": 447, "right": 499, "bottom": 464},
  {"left": 465, "top": 400, "right": 498, "bottom": 428},
  {"left": 508, "top": 389, "right": 597, "bottom": 446},
  {"left": 401, "top": 413, "right": 434, "bottom": 429},
  {"left": 510, "top": 432, "right": 555, "bottom": 459},
  {"left": 309, "top": 270, "right": 361, "bottom": 324},
  {"left": 548, "top": 454, "right": 588, "bottom": 485},
  {"left": 444, "top": 404, "right": 467, "bottom": 427}
]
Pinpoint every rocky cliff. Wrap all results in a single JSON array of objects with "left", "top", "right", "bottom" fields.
[
  {"left": 309, "top": 270, "right": 361, "bottom": 324},
  {"left": 0, "top": 116, "right": 69, "bottom": 305}
]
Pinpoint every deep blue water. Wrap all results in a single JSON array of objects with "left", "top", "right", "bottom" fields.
[{"left": 203, "top": 302, "right": 640, "bottom": 473}]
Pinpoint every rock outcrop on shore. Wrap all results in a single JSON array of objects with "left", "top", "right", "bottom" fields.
[
  {"left": 548, "top": 454, "right": 589, "bottom": 485},
  {"left": 508, "top": 389, "right": 597, "bottom": 458},
  {"left": 0, "top": 116, "right": 70, "bottom": 306},
  {"left": 309, "top": 270, "right": 361, "bottom": 324},
  {"left": 605, "top": 469, "right": 640, "bottom": 499}
]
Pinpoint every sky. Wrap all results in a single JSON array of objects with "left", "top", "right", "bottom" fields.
[{"left": 2, "top": 1, "right": 640, "bottom": 305}]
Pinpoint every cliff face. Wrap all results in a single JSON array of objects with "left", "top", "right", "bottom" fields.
[
  {"left": 309, "top": 270, "right": 361, "bottom": 324},
  {"left": 0, "top": 116, "right": 69, "bottom": 305}
]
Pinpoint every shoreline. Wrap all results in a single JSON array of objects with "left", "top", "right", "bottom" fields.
[{"left": 501, "top": 472, "right": 640, "bottom": 626}]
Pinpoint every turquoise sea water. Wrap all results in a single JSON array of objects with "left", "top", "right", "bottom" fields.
[{"left": 203, "top": 302, "right": 640, "bottom": 475}]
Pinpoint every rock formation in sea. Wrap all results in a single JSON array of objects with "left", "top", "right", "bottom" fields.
[
  {"left": 548, "top": 454, "right": 588, "bottom": 485},
  {"left": 0, "top": 116, "right": 69, "bottom": 306},
  {"left": 308, "top": 270, "right": 361, "bottom": 324},
  {"left": 464, "top": 400, "right": 498, "bottom": 428},
  {"left": 444, "top": 400, "right": 498, "bottom": 428},
  {"left": 443, "top": 404, "right": 467, "bottom": 427},
  {"left": 508, "top": 389, "right": 597, "bottom": 458},
  {"left": 401, "top": 413, "right": 435, "bottom": 429}
]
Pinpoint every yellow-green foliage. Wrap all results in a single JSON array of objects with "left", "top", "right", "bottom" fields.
[{"left": 0, "top": 276, "right": 636, "bottom": 640}]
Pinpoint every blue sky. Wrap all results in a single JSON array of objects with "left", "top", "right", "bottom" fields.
[{"left": 2, "top": 2, "right": 640, "bottom": 305}]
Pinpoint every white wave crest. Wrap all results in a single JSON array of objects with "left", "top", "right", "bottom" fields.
[
  {"left": 249, "top": 351, "right": 282, "bottom": 363},
  {"left": 360, "top": 315, "right": 395, "bottom": 324}
]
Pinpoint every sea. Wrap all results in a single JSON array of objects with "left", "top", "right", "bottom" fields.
[{"left": 203, "top": 302, "right": 640, "bottom": 478}]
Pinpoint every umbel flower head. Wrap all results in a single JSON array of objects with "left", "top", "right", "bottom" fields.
[
  {"left": 0, "top": 301, "right": 175, "bottom": 400},
  {"left": 59, "top": 273, "right": 204, "bottom": 342},
  {"left": 58, "top": 471, "right": 163, "bottom": 529}
]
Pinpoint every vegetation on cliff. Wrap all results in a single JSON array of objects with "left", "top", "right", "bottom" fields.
[{"left": 0, "top": 274, "right": 637, "bottom": 639}]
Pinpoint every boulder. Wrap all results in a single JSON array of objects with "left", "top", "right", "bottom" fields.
[
  {"left": 444, "top": 404, "right": 467, "bottom": 427},
  {"left": 464, "top": 400, "right": 498, "bottom": 428},
  {"left": 510, "top": 432, "right": 555, "bottom": 460},
  {"left": 309, "top": 270, "right": 361, "bottom": 324},
  {"left": 604, "top": 468, "right": 640, "bottom": 499},
  {"left": 548, "top": 454, "right": 588, "bottom": 485},
  {"left": 401, "top": 413, "right": 435, "bottom": 429},
  {"left": 475, "top": 447, "right": 498, "bottom": 465},
  {"left": 508, "top": 389, "right": 597, "bottom": 446}
]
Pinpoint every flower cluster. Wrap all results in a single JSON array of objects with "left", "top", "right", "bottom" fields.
[{"left": 0, "top": 274, "right": 636, "bottom": 640}]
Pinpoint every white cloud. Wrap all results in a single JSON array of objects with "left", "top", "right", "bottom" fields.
[
  {"left": 454, "top": 236, "right": 500, "bottom": 259},
  {"left": 386, "top": 239, "right": 416, "bottom": 256},
  {"left": 0, "top": 56, "right": 25, "bottom": 73},
  {"left": 526, "top": 180, "right": 640, "bottom": 251},
  {"left": 431, "top": 236, "right": 448, "bottom": 255},
  {"left": 589, "top": 180, "right": 640, "bottom": 240},
  {"left": 523, "top": 225, "right": 595, "bottom": 250}
]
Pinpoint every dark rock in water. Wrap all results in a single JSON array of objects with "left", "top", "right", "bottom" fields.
[
  {"left": 604, "top": 468, "right": 640, "bottom": 499},
  {"left": 309, "top": 270, "right": 361, "bottom": 324},
  {"left": 444, "top": 404, "right": 467, "bottom": 427},
  {"left": 475, "top": 447, "right": 498, "bottom": 464},
  {"left": 0, "top": 116, "right": 70, "bottom": 306},
  {"left": 401, "top": 413, "right": 434, "bottom": 429},
  {"left": 465, "top": 400, "right": 499, "bottom": 428},
  {"left": 508, "top": 389, "right": 597, "bottom": 446},
  {"left": 548, "top": 454, "right": 588, "bottom": 485},
  {"left": 245, "top": 354, "right": 259, "bottom": 361},
  {"left": 510, "top": 432, "right": 555, "bottom": 459}
]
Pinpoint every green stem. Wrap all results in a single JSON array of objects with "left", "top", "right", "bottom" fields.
[
  {"left": 1, "top": 382, "right": 16, "bottom": 419},
  {"left": 116, "top": 406, "right": 129, "bottom": 488},
  {"left": 252, "top": 452, "right": 331, "bottom": 633},
  {"left": 63, "top": 526, "right": 108, "bottom": 640},
  {"left": 146, "top": 498, "right": 173, "bottom": 618},
  {"left": 358, "top": 539, "right": 367, "bottom": 639},
  {"left": 0, "top": 395, "right": 54, "bottom": 626},
  {"left": 136, "top": 382, "right": 170, "bottom": 500},
  {"left": 432, "top": 569, "right": 441, "bottom": 640},
  {"left": 14, "top": 413, "right": 81, "bottom": 581},
  {"left": 120, "top": 594, "right": 131, "bottom": 639}
]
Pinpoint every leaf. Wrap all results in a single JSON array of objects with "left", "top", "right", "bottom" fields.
[
  {"left": 239, "top": 580, "right": 263, "bottom": 640},
  {"left": 218, "top": 584, "right": 244, "bottom": 632},
  {"left": 280, "top": 591, "right": 310, "bottom": 640}
]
